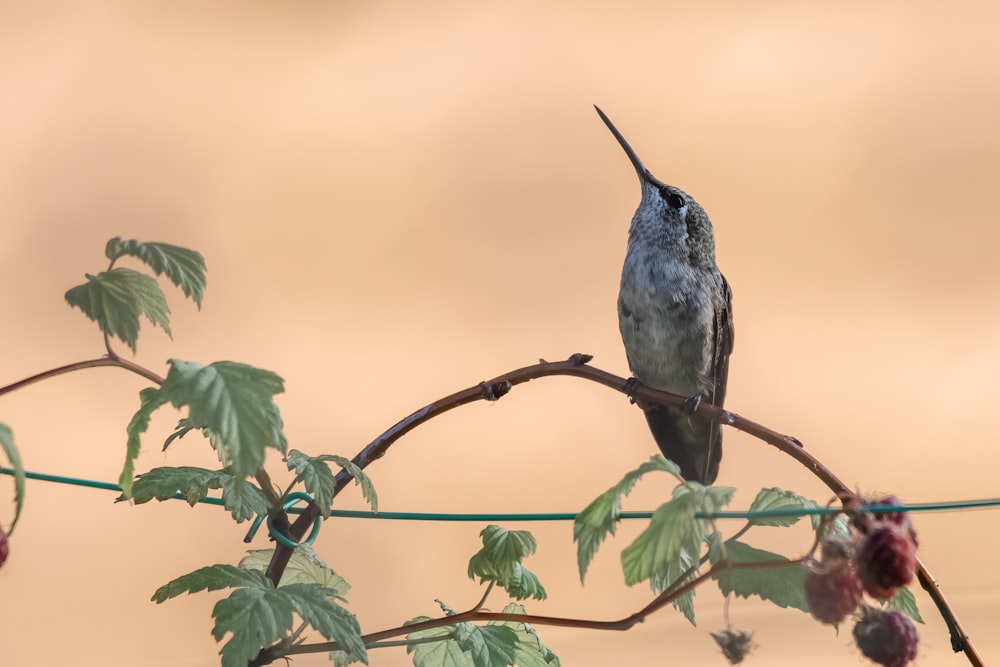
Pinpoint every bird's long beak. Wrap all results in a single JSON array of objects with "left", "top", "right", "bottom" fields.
[{"left": 594, "top": 106, "right": 664, "bottom": 189}]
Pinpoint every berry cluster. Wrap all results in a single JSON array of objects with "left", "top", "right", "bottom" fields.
[{"left": 803, "top": 495, "right": 919, "bottom": 666}]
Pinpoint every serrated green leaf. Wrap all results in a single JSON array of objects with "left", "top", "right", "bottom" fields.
[
  {"left": 885, "top": 586, "right": 924, "bottom": 624},
  {"left": 286, "top": 450, "right": 336, "bottom": 518},
  {"left": 617, "top": 483, "right": 734, "bottom": 622},
  {"left": 621, "top": 488, "right": 702, "bottom": 589},
  {"left": 65, "top": 268, "right": 171, "bottom": 353},
  {"left": 709, "top": 539, "right": 809, "bottom": 612},
  {"left": 803, "top": 497, "right": 851, "bottom": 538},
  {"left": 487, "top": 604, "right": 560, "bottom": 667},
  {"left": 406, "top": 619, "right": 471, "bottom": 667},
  {"left": 154, "top": 562, "right": 358, "bottom": 667},
  {"left": 219, "top": 474, "right": 269, "bottom": 522},
  {"left": 127, "top": 360, "right": 286, "bottom": 492},
  {"left": 127, "top": 466, "right": 222, "bottom": 506},
  {"left": 213, "top": 586, "right": 294, "bottom": 667},
  {"left": 661, "top": 545, "right": 699, "bottom": 624},
  {"left": 702, "top": 484, "right": 737, "bottom": 512},
  {"left": 0, "top": 424, "right": 25, "bottom": 535},
  {"left": 468, "top": 526, "right": 541, "bottom": 599},
  {"left": 747, "top": 487, "right": 813, "bottom": 527},
  {"left": 455, "top": 624, "right": 517, "bottom": 667},
  {"left": 240, "top": 546, "right": 351, "bottom": 595},
  {"left": 120, "top": 387, "right": 171, "bottom": 498},
  {"left": 574, "top": 455, "right": 679, "bottom": 583},
  {"left": 105, "top": 237, "right": 207, "bottom": 308},
  {"left": 503, "top": 564, "right": 547, "bottom": 601},
  {"left": 281, "top": 583, "right": 367, "bottom": 663},
  {"left": 329, "top": 649, "right": 360, "bottom": 667},
  {"left": 326, "top": 454, "right": 378, "bottom": 513},
  {"left": 152, "top": 564, "right": 269, "bottom": 603}
]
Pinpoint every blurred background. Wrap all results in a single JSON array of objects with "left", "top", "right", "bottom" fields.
[{"left": 1, "top": 2, "right": 998, "bottom": 665}]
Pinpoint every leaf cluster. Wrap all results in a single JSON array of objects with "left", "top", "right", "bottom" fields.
[
  {"left": 467, "top": 525, "right": 546, "bottom": 601},
  {"left": 65, "top": 237, "right": 206, "bottom": 353},
  {"left": 406, "top": 603, "right": 560, "bottom": 667},
  {"left": 121, "top": 360, "right": 287, "bottom": 497},
  {"left": 153, "top": 560, "right": 366, "bottom": 667}
]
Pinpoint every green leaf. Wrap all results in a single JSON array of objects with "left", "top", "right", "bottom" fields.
[
  {"left": 124, "top": 466, "right": 266, "bottom": 522},
  {"left": 65, "top": 268, "right": 171, "bottom": 353},
  {"left": 152, "top": 564, "right": 269, "bottom": 603},
  {"left": 154, "top": 564, "right": 360, "bottom": 667},
  {"left": 124, "top": 360, "right": 286, "bottom": 493},
  {"left": 406, "top": 619, "right": 471, "bottom": 667},
  {"left": 0, "top": 424, "right": 25, "bottom": 535},
  {"left": 660, "top": 544, "right": 699, "bottom": 624},
  {"left": 709, "top": 539, "right": 809, "bottom": 613},
  {"left": 487, "top": 604, "right": 561, "bottom": 667},
  {"left": 455, "top": 624, "right": 517, "bottom": 667},
  {"left": 286, "top": 450, "right": 336, "bottom": 517},
  {"left": 467, "top": 526, "right": 544, "bottom": 599},
  {"left": 240, "top": 546, "right": 351, "bottom": 595},
  {"left": 119, "top": 387, "right": 170, "bottom": 498},
  {"left": 212, "top": 586, "right": 294, "bottom": 667},
  {"left": 329, "top": 649, "right": 360, "bottom": 667},
  {"left": 281, "top": 583, "right": 367, "bottom": 663},
  {"left": 503, "top": 564, "right": 547, "bottom": 601},
  {"left": 405, "top": 611, "right": 517, "bottom": 667},
  {"left": 326, "top": 454, "right": 378, "bottom": 513},
  {"left": 127, "top": 466, "right": 222, "bottom": 506},
  {"left": 885, "top": 586, "right": 923, "bottom": 624},
  {"left": 219, "top": 474, "right": 269, "bottom": 523},
  {"left": 574, "top": 455, "right": 679, "bottom": 583},
  {"left": 805, "top": 499, "right": 850, "bottom": 539},
  {"left": 618, "top": 484, "right": 734, "bottom": 623},
  {"left": 747, "top": 487, "right": 814, "bottom": 527},
  {"left": 620, "top": 486, "right": 707, "bottom": 589},
  {"left": 105, "top": 237, "right": 207, "bottom": 308}
]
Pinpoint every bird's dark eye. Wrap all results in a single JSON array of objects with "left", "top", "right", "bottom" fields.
[{"left": 666, "top": 192, "right": 685, "bottom": 209}]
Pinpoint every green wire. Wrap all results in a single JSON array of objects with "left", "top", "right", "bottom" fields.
[{"left": 3, "top": 466, "right": 999, "bottom": 521}]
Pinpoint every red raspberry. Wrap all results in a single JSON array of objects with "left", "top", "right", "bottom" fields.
[
  {"left": 853, "top": 606, "right": 919, "bottom": 667},
  {"left": 0, "top": 525, "right": 7, "bottom": 568},
  {"left": 851, "top": 496, "right": 918, "bottom": 547},
  {"left": 856, "top": 524, "right": 917, "bottom": 599},
  {"left": 804, "top": 560, "right": 863, "bottom": 624},
  {"left": 872, "top": 496, "right": 907, "bottom": 526}
]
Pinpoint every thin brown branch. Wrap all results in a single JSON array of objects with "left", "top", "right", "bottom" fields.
[
  {"left": 263, "top": 353, "right": 981, "bottom": 666},
  {"left": 255, "top": 557, "right": 795, "bottom": 664},
  {"left": 0, "top": 356, "right": 164, "bottom": 396}
]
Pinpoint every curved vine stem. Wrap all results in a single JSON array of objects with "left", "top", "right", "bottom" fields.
[
  {"left": 267, "top": 353, "right": 982, "bottom": 666},
  {"left": 0, "top": 355, "right": 165, "bottom": 396}
]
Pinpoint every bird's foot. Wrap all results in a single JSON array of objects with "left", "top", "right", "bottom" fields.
[
  {"left": 623, "top": 377, "right": 642, "bottom": 405},
  {"left": 682, "top": 394, "right": 702, "bottom": 415}
]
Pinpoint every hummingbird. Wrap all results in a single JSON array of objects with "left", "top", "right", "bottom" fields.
[{"left": 596, "top": 106, "right": 734, "bottom": 485}]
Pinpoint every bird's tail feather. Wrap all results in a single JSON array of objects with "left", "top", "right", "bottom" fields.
[{"left": 643, "top": 405, "right": 722, "bottom": 484}]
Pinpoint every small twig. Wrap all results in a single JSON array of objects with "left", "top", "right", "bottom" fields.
[
  {"left": 472, "top": 581, "right": 495, "bottom": 611},
  {"left": 255, "top": 468, "right": 282, "bottom": 507}
]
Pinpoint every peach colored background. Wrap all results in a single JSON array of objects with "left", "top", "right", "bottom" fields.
[{"left": 2, "top": 2, "right": 999, "bottom": 666}]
